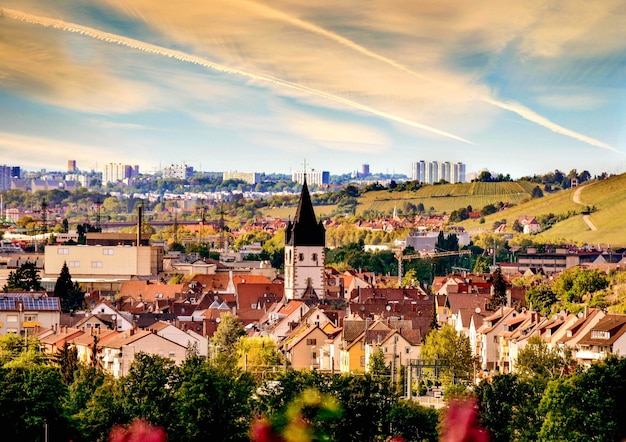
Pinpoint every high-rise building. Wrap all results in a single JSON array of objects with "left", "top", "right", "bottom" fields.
[
  {"left": 361, "top": 164, "right": 370, "bottom": 177},
  {"left": 68, "top": 160, "right": 77, "bottom": 172},
  {"left": 284, "top": 177, "right": 326, "bottom": 300},
  {"left": 0, "top": 165, "right": 12, "bottom": 191},
  {"left": 292, "top": 169, "right": 330, "bottom": 186},
  {"left": 163, "top": 163, "right": 194, "bottom": 180},
  {"left": 103, "top": 163, "right": 138, "bottom": 185},
  {"left": 411, "top": 160, "right": 466, "bottom": 184}
]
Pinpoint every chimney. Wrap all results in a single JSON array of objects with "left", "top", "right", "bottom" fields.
[{"left": 137, "top": 205, "right": 143, "bottom": 246}]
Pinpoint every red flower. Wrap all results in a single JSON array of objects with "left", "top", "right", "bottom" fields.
[
  {"left": 250, "top": 418, "right": 286, "bottom": 442},
  {"left": 441, "top": 398, "right": 490, "bottom": 442},
  {"left": 109, "top": 419, "right": 167, "bottom": 442}
]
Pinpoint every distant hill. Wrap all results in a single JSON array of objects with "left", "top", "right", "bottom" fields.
[
  {"left": 354, "top": 181, "right": 538, "bottom": 216},
  {"left": 261, "top": 175, "right": 626, "bottom": 247},
  {"left": 458, "top": 173, "right": 626, "bottom": 247}
]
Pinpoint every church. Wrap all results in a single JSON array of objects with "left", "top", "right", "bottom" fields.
[{"left": 284, "top": 177, "right": 326, "bottom": 300}]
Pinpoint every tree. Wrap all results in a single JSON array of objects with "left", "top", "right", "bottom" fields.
[
  {"left": 3, "top": 260, "right": 43, "bottom": 292},
  {"left": 368, "top": 348, "right": 391, "bottom": 378},
  {"left": 54, "top": 262, "right": 85, "bottom": 313},
  {"left": 387, "top": 399, "right": 439, "bottom": 442},
  {"left": 237, "top": 336, "right": 283, "bottom": 373},
  {"left": 526, "top": 281, "right": 557, "bottom": 315},
  {"left": 421, "top": 324, "right": 473, "bottom": 385},
  {"left": 172, "top": 358, "right": 255, "bottom": 442},
  {"left": 515, "top": 336, "right": 573, "bottom": 379},
  {"left": 531, "top": 186, "right": 544, "bottom": 198},
  {"left": 211, "top": 312, "right": 246, "bottom": 369},
  {"left": 120, "top": 353, "right": 177, "bottom": 426},
  {"left": 538, "top": 356, "right": 626, "bottom": 441},
  {"left": 552, "top": 268, "right": 609, "bottom": 303},
  {"left": 0, "top": 365, "right": 67, "bottom": 441},
  {"left": 53, "top": 340, "right": 79, "bottom": 384},
  {"left": 476, "top": 373, "right": 546, "bottom": 442},
  {"left": 487, "top": 267, "right": 508, "bottom": 310}
]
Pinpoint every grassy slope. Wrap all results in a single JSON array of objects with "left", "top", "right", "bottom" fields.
[
  {"left": 460, "top": 174, "right": 626, "bottom": 247},
  {"left": 354, "top": 182, "right": 532, "bottom": 216}
]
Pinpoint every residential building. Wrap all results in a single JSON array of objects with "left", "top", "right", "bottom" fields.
[
  {"left": 99, "top": 330, "right": 187, "bottom": 377},
  {"left": 575, "top": 314, "right": 626, "bottom": 365},
  {"left": 284, "top": 178, "right": 326, "bottom": 300},
  {"left": 103, "top": 163, "right": 138, "bottom": 185},
  {"left": 281, "top": 323, "right": 328, "bottom": 370},
  {"left": 163, "top": 163, "right": 193, "bottom": 180},
  {"left": 411, "top": 160, "right": 466, "bottom": 184},
  {"left": 292, "top": 169, "right": 330, "bottom": 186},
  {"left": 0, "top": 292, "right": 61, "bottom": 335},
  {"left": 223, "top": 171, "right": 261, "bottom": 185}
]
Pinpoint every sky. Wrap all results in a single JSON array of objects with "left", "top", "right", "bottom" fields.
[{"left": 1, "top": 1, "right": 626, "bottom": 179}]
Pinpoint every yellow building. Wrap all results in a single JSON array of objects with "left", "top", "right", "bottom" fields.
[{"left": 44, "top": 244, "right": 163, "bottom": 278}]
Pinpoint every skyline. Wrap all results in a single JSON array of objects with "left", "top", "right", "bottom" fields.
[{"left": 1, "top": 1, "right": 625, "bottom": 178}]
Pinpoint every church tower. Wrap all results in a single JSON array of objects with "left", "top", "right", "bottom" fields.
[{"left": 284, "top": 177, "right": 326, "bottom": 300}]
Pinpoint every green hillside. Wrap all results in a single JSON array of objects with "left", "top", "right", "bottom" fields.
[
  {"left": 260, "top": 175, "right": 626, "bottom": 247},
  {"left": 459, "top": 174, "right": 626, "bottom": 247},
  {"left": 353, "top": 181, "right": 534, "bottom": 216}
]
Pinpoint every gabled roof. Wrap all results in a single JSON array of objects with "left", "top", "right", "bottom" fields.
[
  {"left": 100, "top": 330, "right": 154, "bottom": 349},
  {"left": 233, "top": 274, "right": 272, "bottom": 285},
  {"left": 578, "top": 314, "right": 626, "bottom": 346},
  {"left": 188, "top": 274, "right": 232, "bottom": 292},
  {"left": 118, "top": 281, "right": 183, "bottom": 302}
]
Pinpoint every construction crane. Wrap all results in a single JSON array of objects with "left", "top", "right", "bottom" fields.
[{"left": 396, "top": 249, "right": 472, "bottom": 285}]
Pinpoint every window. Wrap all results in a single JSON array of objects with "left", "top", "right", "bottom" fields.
[
  {"left": 7, "top": 314, "right": 18, "bottom": 323},
  {"left": 69, "top": 261, "right": 80, "bottom": 267},
  {"left": 57, "top": 248, "right": 69, "bottom": 255},
  {"left": 24, "top": 314, "right": 38, "bottom": 322},
  {"left": 306, "top": 339, "right": 317, "bottom": 345},
  {"left": 360, "top": 356, "right": 366, "bottom": 366},
  {"left": 298, "top": 253, "right": 304, "bottom": 261},
  {"left": 312, "top": 253, "right": 318, "bottom": 261},
  {"left": 169, "top": 352, "right": 176, "bottom": 358},
  {"left": 91, "top": 261, "right": 103, "bottom": 268},
  {"left": 591, "top": 330, "right": 610, "bottom": 339},
  {"left": 102, "top": 248, "right": 114, "bottom": 255},
  {"left": 311, "top": 352, "right": 317, "bottom": 359}
]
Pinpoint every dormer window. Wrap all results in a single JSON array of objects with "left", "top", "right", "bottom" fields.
[{"left": 591, "top": 330, "right": 610, "bottom": 339}]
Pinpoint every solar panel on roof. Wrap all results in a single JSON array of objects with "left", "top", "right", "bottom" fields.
[{"left": 0, "top": 299, "right": 16, "bottom": 310}]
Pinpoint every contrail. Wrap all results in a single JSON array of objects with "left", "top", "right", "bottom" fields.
[
  {"left": 1, "top": 8, "right": 473, "bottom": 145},
  {"left": 234, "top": 0, "right": 618, "bottom": 152}
]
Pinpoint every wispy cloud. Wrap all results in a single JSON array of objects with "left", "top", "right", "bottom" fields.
[
  {"left": 220, "top": 0, "right": 618, "bottom": 152},
  {"left": 0, "top": 131, "right": 143, "bottom": 169},
  {"left": 2, "top": 7, "right": 473, "bottom": 145}
]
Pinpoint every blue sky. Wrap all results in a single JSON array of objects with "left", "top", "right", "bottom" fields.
[{"left": 1, "top": 0, "right": 625, "bottom": 178}]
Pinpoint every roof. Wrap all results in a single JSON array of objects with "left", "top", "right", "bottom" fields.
[
  {"left": 285, "top": 178, "right": 325, "bottom": 247},
  {"left": 0, "top": 295, "right": 60, "bottom": 311},
  {"left": 578, "top": 314, "right": 626, "bottom": 347},
  {"left": 118, "top": 281, "right": 183, "bottom": 302}
]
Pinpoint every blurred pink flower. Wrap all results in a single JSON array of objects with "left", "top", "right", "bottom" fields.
[
  {"left": 109, "top": 419, "right": 167, "bottom": 442},
  {"left": 441, "top": 398, "right": 490, "bottom": 442},
  {"left": 250, "top": 417, "right": 286, "bottom": 442}
]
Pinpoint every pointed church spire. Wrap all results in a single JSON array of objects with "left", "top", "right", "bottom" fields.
[{"left": 285, "top": 176, "right": 325, "bottom": 247}]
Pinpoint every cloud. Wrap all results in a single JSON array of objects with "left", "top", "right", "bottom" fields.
[
  {"left": 0, "top": 14, "right": 155, "bottom": 114},
  {"left": 99, "top": 0, "right": 617, "bottom": 150},
  {"left": 0, "top": 131, "right": 145, "bottom": 169},
  {"left": 2, "top": 7, "right": 473, "bottom": 144}
]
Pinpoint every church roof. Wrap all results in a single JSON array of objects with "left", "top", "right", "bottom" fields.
[{"left": 285, "top": 178, "right": 325, "bottom": 247}]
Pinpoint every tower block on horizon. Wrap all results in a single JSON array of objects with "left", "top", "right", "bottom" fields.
[{"left": 284, "top": 178, "right": 326, "bottom": 300}]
